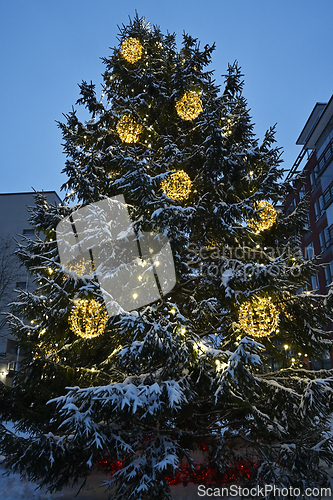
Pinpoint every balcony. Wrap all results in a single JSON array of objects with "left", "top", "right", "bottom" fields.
[
  {"left": 317, "top": 136, "right": 333, "bottom": 175},
  {"left": 326, "top": 223, "right": 333, "bottom": 246},
  {"left": 309, "top": 136, "right": 333, "bottom": 191},
  {"left": 323, "top": 179, "right": 333, "bottom": 209}
]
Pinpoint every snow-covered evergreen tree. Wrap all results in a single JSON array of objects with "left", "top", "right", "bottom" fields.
[{"left": 1, "top": 14, "right": 333, "bottom": 499}]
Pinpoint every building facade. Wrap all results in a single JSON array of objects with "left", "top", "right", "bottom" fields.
[
  {"left": 0, "top": 191, "right": 61, "bottom": 386},
  {"left": 285, "top": 95, "right": 333, "bottom": 369}
]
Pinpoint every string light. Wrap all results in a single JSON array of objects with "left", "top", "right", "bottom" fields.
[
  {"left": 248, "top": 201, "right": 277, "bottom": 233},
  {"left": 238, "top": 297, "right": 279, "bottom": 337},
  {"left": 161, "top": 170, "right": 192, "bottom": 201},
  {"left": 280, "top": 291, "right": 293, "bottom": 319},
  {"left": 109, "top": 171, "right": 116, "bottom": 183},
  {"left": 116, "top": 114, "right": 143, "bottom": 143},
  {"left": 69, "top": 299, "right": 108, "bottom": 339},
  {"left": 97, "top": 454, "right": 258, "bottom": 485},
  {"left": 175, "top": 91, "right": 203, "bottom": 121},
  {"left": 34, "top": 342, "right": 61, "bottom": 362},
  {"left": 65, "top": 258, "right": 91, "bottom": 276},
  {"left": 120, "top": 38, "right": 143, "bottom": 64},
  {"left": 45, "top": 348, "right": 60, "bottom": 362}
]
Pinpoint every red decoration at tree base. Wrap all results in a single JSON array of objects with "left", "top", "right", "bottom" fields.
[{"left": 96, "top": 455, "right": 259, "bottom": 486}]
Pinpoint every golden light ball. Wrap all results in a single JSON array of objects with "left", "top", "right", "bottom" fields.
[
  {"left": 248, "top": 200, "right": 277, "bottom": 233},
  {"left": 69, "top": 299, "right": 108, "bottom": 339},
  {"left": 116, "top": 114, "right": 143, "bottom": 143},
  {"left": 120, "top": 38, "right": 143, "bottom": 64},
  {"left": 175, "top": 91, "right": 203, "bottom": 121},
  {"left": 238, "top": 297, "right": 279, "bottom": 338},
  {"left": 161, "top": 170, "right": 192, "bottom": 202}
]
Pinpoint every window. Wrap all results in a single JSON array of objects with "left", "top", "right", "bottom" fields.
[
  {"left": 319, "top": 229, "right": 329, "bottom": 252},
  {"left": 325, "top": 225, "right": 333, "bottom": 245},
  {"left": 311, "top": 274, "right": 319, "bottom": 291},
  {"left": 324, "top": 266, "right": 332, "bottom": 287},
  {"left": 325, "top": 227, "right": 330, "bottom": 244},
  {"left": 317, "top": 129, "right": 333, "bottom": 159},
  {"left": 313, "top": 197, "right": 324, "bottom": 221},
  {"left": 286, "top": 199, "right": 296, "bottom": 216},
  {"left": 306, "top": 242, "right": 315, "bottom": 259},
  {"left": 22, "top": 229, "right": 34, "bottom": 235},
  {"left": 314, "top": 201, "right": 320, "bottom": 220},
  {"left": 7, "top": 361, "right": 15, "bottom": 372},
  {"left": 299, "top": 185, "right": 306, "bottom": 199},
  {"left": 314, "top": 164, "right": 320, "bottom": 177},
  {"left": 304, "top": 214, "right": 310, "bottom": 231},
  {"left": 309, "top": 171, "right": 315, "bottom": 189},
  {"left": 329, "top": 261, "right": 333, "bottom": 277}
]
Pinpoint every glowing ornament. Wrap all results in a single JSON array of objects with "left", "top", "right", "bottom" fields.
[
  {"left": 120, "top": 38, "right": 143, "bottom": 64},
  {"left": 175, "top": 91, "right": 203, "bottom": 121},
  {"left": 116, "top": 114, "right": 143, "bottom": 143},
  {"left": 161, "top": 170, "right": 192, "bottom": 201},
  {"left": 248, "top": 200, "right": 277, "bottom": 233},
  {"left": 238, "top": 297, "right": 278, "bottom": 337},
  {"left": 69, "top": 299, "right": 108, "bottom": 339}
]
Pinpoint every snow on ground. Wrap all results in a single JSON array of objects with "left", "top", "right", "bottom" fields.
[
  {"left": 0, "top": 456, "right": 196, "bottom": 500},
  {"left": 0, "top": 457, "right": 112, "bottom": 500}
]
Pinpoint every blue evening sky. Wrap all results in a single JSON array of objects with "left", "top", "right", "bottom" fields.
[{"left": 0, "top": 0, "right": 332, "bottom": 198}]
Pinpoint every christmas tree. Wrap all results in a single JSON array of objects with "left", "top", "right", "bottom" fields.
[{"left": 1, "top": 14, "right": 333, "bottom": 499}]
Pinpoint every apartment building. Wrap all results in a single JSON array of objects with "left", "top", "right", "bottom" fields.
[
  {"left": 284, "top": 95, "right": 333, "bottom": 369},
  {"left": 0, "top": 191, "right": 61, "bottom": 386}
]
